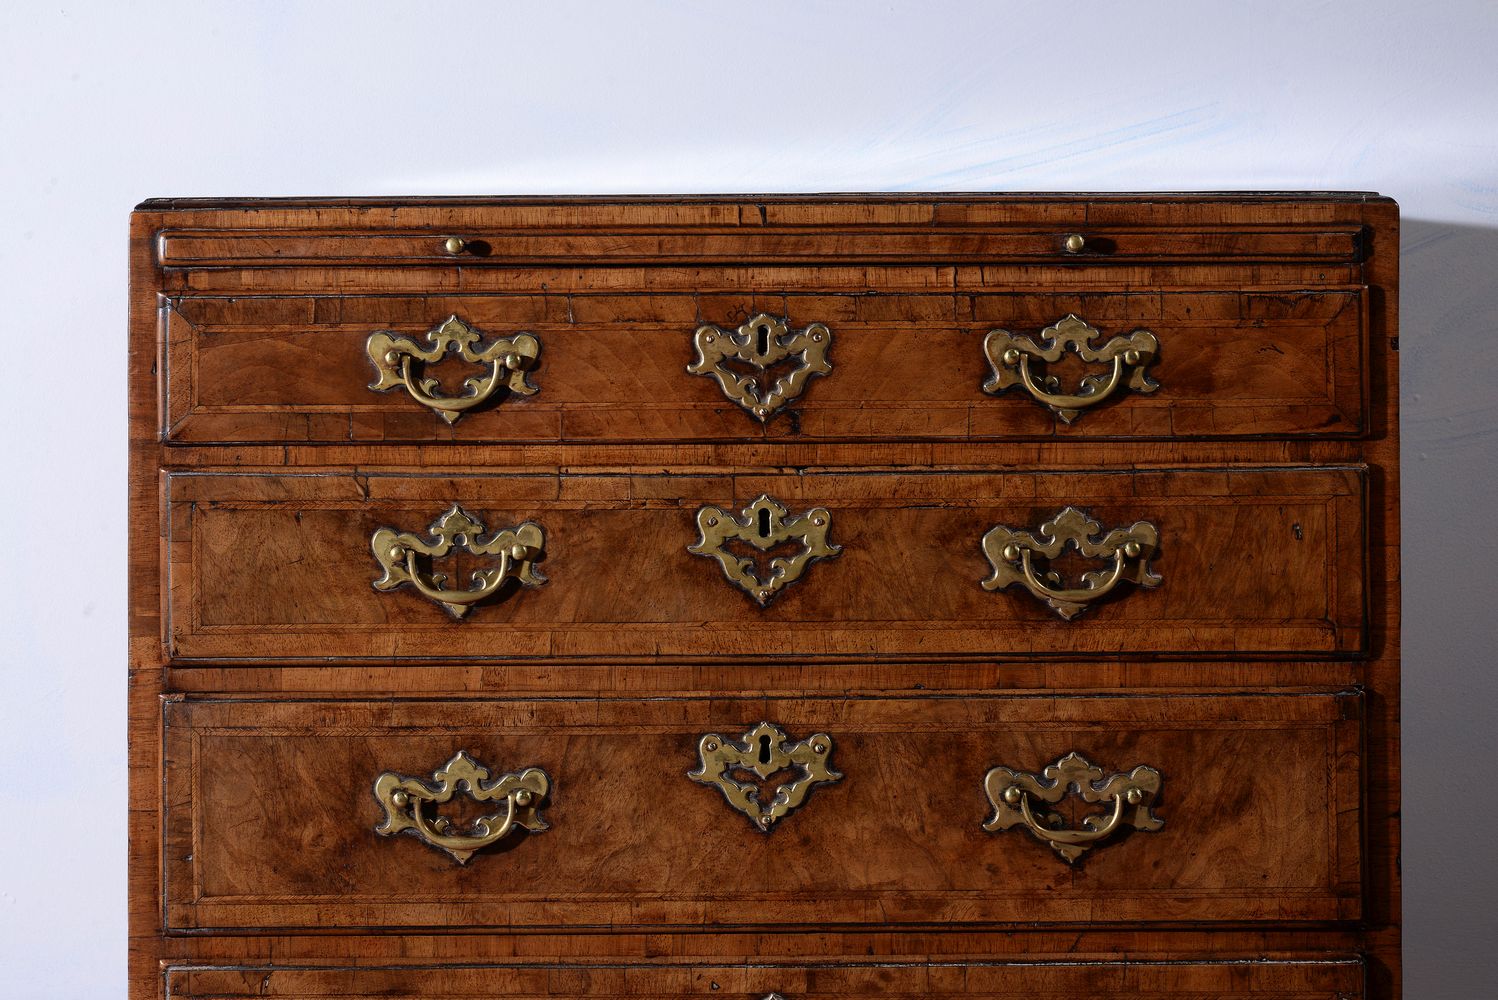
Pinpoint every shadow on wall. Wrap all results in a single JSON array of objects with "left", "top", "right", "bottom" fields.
[{"left": 1399, "top": 219, "right": 1498, "bottom": 1000}]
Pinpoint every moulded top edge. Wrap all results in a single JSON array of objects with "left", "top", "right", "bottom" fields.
[{"left": 134, "top": 191, "right": 1389, "bottom": 211}]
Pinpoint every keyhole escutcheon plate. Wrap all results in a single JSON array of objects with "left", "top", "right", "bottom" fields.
[
  {"left": 688, "top": 494, "right": 840, "bottom": 606},
  {"left": 688, "top": 722, "right": 842, "bottom": 832},
  {"left": 687, "top": 313, "right": 832, "bottom": 421}
]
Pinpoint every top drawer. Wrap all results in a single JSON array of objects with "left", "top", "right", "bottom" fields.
[{"left": 160, "top": 285, "right": 1368, "bottom": 444}]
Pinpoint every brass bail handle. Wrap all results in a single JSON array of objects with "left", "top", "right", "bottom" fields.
[
  {"left": 366, "top": 315, "right": 541, "bottom": 425},
  {"left": 982, "top": 313, "right": 1159, "bottom": 423},
  {"left": 371, "top": 505, "right": 547, "bottom": 619},
  {"left": 374, "top": 751, "right": 551, "bottom": 864},
  {"left": 982, "top": 751, "right": 1163, "bottom": 864},
  {"left": 980, "top": 506, "right": 1160, "bottom": 620}
]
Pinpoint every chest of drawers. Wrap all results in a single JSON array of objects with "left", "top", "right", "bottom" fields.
[{"left": 129, "top": 194, "right": 1400, "bottom": 999}]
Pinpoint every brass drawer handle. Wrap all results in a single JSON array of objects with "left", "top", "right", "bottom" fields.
[
  {"left": 367, "top": 315, "right": 540, "bottom": 425},
  {"left": 374, "top": 751, "right": 550, "bottom": 864},
  {"left": 980, "top": 506, "right": 1159, "bottom": 620},
  {"left": 687, "top": 313, "right": 832, "bottom": 421},
  {"left": 371, "top": 504, "right": 545, "bottom": 619},
  {"left": 982, "top": 313, "right": 1158, "bottom": 423},
  {"left": 689, "top": 722, "right": 842, "bottom": 831},
  {"left": 688, "top": 494, "right": 840, "bottom": 606},
  {"left": 983, "top": 751, "right": 1162, "bottom": 863}
]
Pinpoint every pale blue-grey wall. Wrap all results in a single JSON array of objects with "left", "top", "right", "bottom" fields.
[{"left": 1, "top": 3, "right": 1494, "bottom": 996}]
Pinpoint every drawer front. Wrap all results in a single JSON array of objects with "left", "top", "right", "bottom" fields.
[
  {"left": 164, "top": 467, "right": 1365, "bottom": 661},
  {"left": 161, "top": 693, "right": 1363, "bottom": 931},
  {"left": 162, "top": 286, "right": 1366, "bottom": 443},
  {"left": 164, "top": 960, "right": 1366, "bottom": 999}
]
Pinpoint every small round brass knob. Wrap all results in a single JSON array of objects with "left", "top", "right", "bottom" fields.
[
  {"left": 1123, "top": 540, "right": 1142, "bottom": 558},
  {"left": 1125, "top": 787, "right": 1143, "bottom": 805},
  {"left": 1003, "top": 784, "right": 1023, "bottom": 806},
  {"left": 443, "top": 236, "right": 467, "bottom": 255},
  {"left": 513, "top": 789, "right": 534, "bottom": 807},
  {"left": 1063, "top": 233, "right": 1086, "bottom": 254}
]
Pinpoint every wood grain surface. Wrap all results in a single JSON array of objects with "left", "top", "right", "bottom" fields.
[{"left": 129, "top": 194, "right": 1401, "bottom": 999}]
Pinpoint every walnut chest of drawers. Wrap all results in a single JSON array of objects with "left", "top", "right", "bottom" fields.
[{"left": 129, "top": 194, "right": 1400, "bottom": 999}]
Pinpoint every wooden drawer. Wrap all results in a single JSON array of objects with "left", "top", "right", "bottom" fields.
[
  {"left": 163, "top": 467, "right": 1365, "bottom": 661},
  {"left": 161, "top": 692, "right": 1363, "bottom": 932},
  {"left": 161, "top": 286, "right": 1367, "bottom": 443},
  {"left": 163, "top": 959, "right": 1367, "bottom": 999}
]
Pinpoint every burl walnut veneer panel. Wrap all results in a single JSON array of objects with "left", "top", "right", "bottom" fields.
[
  {"left": 163, "top": 467, "right": 1365, "bottom": 661},
  {"left": 161, "top": 286, "right": 1366, "bottom": 444},
  {"left": 162, "top": 692, "right": 1362, "bottom": 931}
]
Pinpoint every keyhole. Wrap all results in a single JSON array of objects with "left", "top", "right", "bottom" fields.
[
  {"left": 757, "top": 507, "right": 771, "bottom": 538},
  {"left": 757, "top": 323, "right": 771, "bottom": 355},
  {"left": 757, "top": 734, "right": 773, "bottom": 765}
]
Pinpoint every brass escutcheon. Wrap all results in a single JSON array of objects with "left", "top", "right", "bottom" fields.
[
  {"left": 688, "top": 494, "right": 840, "bottom": 606},
  {"left": 980, "top": 506, "right": 1159, "bottom": 620},
  {"left": 687, "top": 313, "right": 832, "bottom": 421},
  {"left": 982, "top": 751, "right": 1163, "bottom": 863},
  {"left": 982, "top": 313, "right": 1159, "bottom": 423},
  {"left": 367, "top": 315, "right": 540, "bottom": 424},
  {"left": 374, "top": 751, "right": 550, "bottom": 864},
  {"left": 371, "top": 505, "right": 546, "bottom": 619},
  {"left": 688, "top": 722, "right": 842, "bottom": 832}
]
